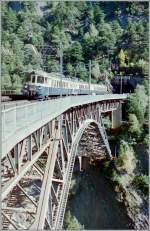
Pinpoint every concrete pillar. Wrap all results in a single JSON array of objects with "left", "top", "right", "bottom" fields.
[
  {"left": 78, "top": 156, "right": 90, "bottom": 171},
  {"left": 78, "top": 156, "right": 82, "bottom": 171},
  {"left": 112, "top": 103, "right": 122, "bottom": 129}
]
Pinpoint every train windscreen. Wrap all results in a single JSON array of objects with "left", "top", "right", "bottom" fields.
[{"left": 37, "top": 76, "right": 44, "bottom": 83}]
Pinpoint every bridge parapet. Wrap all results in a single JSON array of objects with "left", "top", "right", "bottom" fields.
[{"left": 2, "top": 94, "right": 127, "bottom": 158}]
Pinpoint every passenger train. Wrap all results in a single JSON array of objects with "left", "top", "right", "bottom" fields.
[{"left": 22, "top": 70, "right": 110, "bottom": 100}]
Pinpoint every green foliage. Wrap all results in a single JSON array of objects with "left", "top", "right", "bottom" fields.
[
  {"left": 128, "top": 114, "right": 141, "bottom": 139},
  {"left": 69, "top": 42, "right": 84, "bottom": 63},
  {"left": 66, "top": 63, "right": 74, "bottom": 78},
  {"left": 1, "top": 1, "right": 148, "bottom": 89},
  {"left": 111, "top": 170, "right": 121, "bottom": 187},
  {"left": 133, "top": 174, "right": 149, "bottom": 196},
  {"left": 92, "top": 62, "right": 100, "bottom": 79},
  {"left": 127, "top": 85, "right": 148, "bottom": 124},
  {"left": 76, "top": 62, "right": 88, "bottom": 80},
  {"left": 115, "top": 140, "right": 136, "bottom": 174},
  {"left": 89, "top": 23, "right": 99, "bottom": 37},
  {"left": 143, "top": 134, "right": 149, "bottom": 147},
  {"left": 121, "top": 20, "right": 148, "bottom": 62},
  {"left": 118, "top": 49, "right": 126, "bottom": 65},
  {"left": 64, "top": 211, "right": 84, "bottom": 230},
  {"left": 101, "top": 160, "right": 111, "bottom": 176}
]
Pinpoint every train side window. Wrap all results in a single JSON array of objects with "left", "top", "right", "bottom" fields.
[
  {"left": 53, "top": 80, "right": 55, "bottom": 87},
  {"left": 37, "top": 76, "right": 44, "bottom": 84},
  {"left": 31, "top": 75, "right": 36, "bottom": 83},
  {"left": 45, "top": 78, "right": 48, "bottom": 83}
]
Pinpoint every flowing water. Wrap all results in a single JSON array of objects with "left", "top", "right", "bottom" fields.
[{"left": 65, "top": 166, "right": 134, "bottom": 229}]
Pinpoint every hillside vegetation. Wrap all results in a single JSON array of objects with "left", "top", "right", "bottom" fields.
[{"left": 2, "top": 1, "right": 148, "bottom": 90}]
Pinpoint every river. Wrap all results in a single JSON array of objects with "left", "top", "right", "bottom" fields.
[{"left": 64, "top": 165, "right": 134, "bottom": 229}]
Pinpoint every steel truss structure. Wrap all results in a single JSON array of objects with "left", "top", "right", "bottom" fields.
[{"left": 1, "top": 100, "right": 122, "bottom": 230}]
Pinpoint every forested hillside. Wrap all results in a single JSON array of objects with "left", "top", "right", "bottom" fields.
[{"left": 2, "top": 1, "right": 149, "bottom": 90}]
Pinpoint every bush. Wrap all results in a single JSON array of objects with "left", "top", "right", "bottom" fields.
[
  {"left": 101, "top": 160, "right": 112, "bottom": 177},
  {"left": 127, "top": 85, "right": 148, "bottom": 124},
  {"left": 63, "top": 211, "right": 84, "bottom": 230},
  {"left": 115, "top": 140, "right": 136, "bottom": 174},
  {"left": 128, "top": 113, "right": 141, "bottom": 140},
  {"left": 133, "top": 174, "right": 149, "bottom": 196},
  {"left": 111, "top": 170, "right": 121, "bottom": 187},
  {"left": 143, "top": 134, "right": 149, "bottom": 147}
]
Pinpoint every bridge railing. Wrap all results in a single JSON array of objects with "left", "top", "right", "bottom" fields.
[
  {"left": 2, "top": 98, "right": 67, "bottom": 140},
  {"left": 2, "top": 94, "right": 128, "bottom": 140},
  {"left": 2, "top": 90, "right": 17, "bottom": 95}
]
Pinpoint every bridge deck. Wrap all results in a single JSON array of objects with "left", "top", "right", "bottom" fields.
[{"left": 2, "top": 94, "right": 127, "bottom": 158}]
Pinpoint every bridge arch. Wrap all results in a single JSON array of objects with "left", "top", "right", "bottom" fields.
[{"left": 55, "top": 118, "right": 112, "bottom": 229}]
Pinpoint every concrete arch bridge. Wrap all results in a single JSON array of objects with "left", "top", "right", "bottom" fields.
[{"left": 1, "top": 94, "right": 127, "bottom": 230}]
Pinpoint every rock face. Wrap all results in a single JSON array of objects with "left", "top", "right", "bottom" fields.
[
  {"left": 120, "top": 188, "right": 149, "bottom": 230},
  {"left": 112, "top": 141, "right": 149, "bottom": 230}
]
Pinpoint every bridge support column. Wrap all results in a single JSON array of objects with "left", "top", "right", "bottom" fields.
[
  {"left": 78, "top": 156, "right": 82, "bottom": 171},
  {"left": 112, "top": 103, "right": 122, "bottom": 129},
  {"left": 78, "top": 156, "right": 90, "bottom": 171}
]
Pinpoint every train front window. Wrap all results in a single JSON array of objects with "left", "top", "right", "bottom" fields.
[
  {"left": 37, "top": 76, "right": 44, "bottom": 83},
  {"left": 31, "top": 75, "right": 36, "bottom": 83}
]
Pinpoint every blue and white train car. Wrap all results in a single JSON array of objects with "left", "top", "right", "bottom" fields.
[{"left": 22, "top": 70, "right": 109, "bottom": 100}]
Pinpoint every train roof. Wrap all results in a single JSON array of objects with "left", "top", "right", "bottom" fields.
[
  {"left": 29, "top": 70, "right": 65, "bottom": 79},
  {"left": 28, "top": 70, "right": 85, "bottom": 83},
  {"left": 27, "top": 70, "right": 105, "bottom": 86}
]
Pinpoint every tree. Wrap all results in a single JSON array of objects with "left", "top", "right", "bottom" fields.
[
  {"left": 111, "top": 20, "right": 123, "bottom": 37},
  {"left": 133, "top": 174, "right": 149, "bottom": 196},
  {"left": 118, "top": 49, "right": 126, "bottom": 65},
  {"left": 68, "top": 42, "right": 83, "bottom": 63},
  {"left": 92, "top": 62, "right": 100, "bottom": 79},
  {"left": 47, "top": 58, "right": 59, "bottom": 73},
  {"left": 127, "top": 85, "right": 148, "bottom": 124},
  {"left": 115, "top": 140, "right": 136, "bottom": 174},
  {"left": 89, "top": 23, "right": 98, "bottom": 37},
  {"left": 128, "top": 114, "right": 141, "bottom": 139},
  {"left": 66, "top": 63, "right": 74, "bottom": 77},
  {"left": 51, "top": 25, "right": 71, "bottom": 48},
  {"left": 76, "top": 62, "right": 88, "bottom": 80},
  {"left": 1, "top": 1, "right": 148, "bottom": 89},
  {"left": 24, "top": 44, "right": 42, "bottom": 69}
]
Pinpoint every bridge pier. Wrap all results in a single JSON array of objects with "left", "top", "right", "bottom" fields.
[
  {"left": 111, "top": 103, "right": 122, "bottom": 129},
  {"left": 78, "top": 156, "right": 90, "bottom": 171}
]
